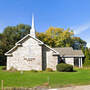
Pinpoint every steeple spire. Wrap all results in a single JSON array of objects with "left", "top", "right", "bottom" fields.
[{"left": 30, "top": 14, "right": 36, "bottom": 38}]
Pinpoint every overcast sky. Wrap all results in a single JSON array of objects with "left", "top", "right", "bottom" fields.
[{"left": 0, "top": 0, "right": 90, "bottom": 47}]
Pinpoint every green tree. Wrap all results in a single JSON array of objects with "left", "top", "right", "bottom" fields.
[
  {"left": 37, "top": 27, "right": 86, "bottom": 49},
  {"left": 85, "top": 48, "right": 90, "bottom": 60},
  {"left": 0, "top": 24, "right": 31, "bottom": 65},
  {"left": 72, "top": 37, "right": 86, "bottom": 49},
  {"left": 36, "top": 32, "right": 56, "bottom": 47},
  {"left": 0, "top": 25, "right": 88, "bottom": 66},
  {"left": 84, "top": 48, "right": 90, "bottom": 67},
  {"left": 2, "top": 24, "right": 31, "bottom": 52},
  {"left": 38, "top": 27, "right": 74, "bottom": 47}
]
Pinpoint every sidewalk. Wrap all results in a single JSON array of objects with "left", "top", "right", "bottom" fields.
[{"left": 49, "top": 85, "right": 90, "bottom": 90}]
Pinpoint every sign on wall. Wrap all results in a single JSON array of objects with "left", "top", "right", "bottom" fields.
[{"left": 24, "top": 57, "right": 35, "bottom": 61}]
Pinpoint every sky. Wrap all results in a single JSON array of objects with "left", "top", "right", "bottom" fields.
[{"left": 0, "top": 0, "right": 90, "bottom": 47}]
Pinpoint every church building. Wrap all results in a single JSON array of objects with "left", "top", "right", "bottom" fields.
[{"left": 5, "top": 16, "right": 84, "bottom": 71}]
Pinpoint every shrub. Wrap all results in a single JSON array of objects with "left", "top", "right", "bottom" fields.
[
  {"left": 46, "top": 68, "right": 53, "bottom": 72},
  {"left": 84, "top": 59, "right": 90, "bottom": 67},
  {"left": 9, "top": 67, "right": 17, "bottom": 72},
  {"left": 38, "top": 70, "right": 43, "bottom": 72},
  {"left": 56, "top": 63, "right": 73, "bottom": 72},
  {"left": 30, "top": 69, "right": 38, "bottom": 72}
]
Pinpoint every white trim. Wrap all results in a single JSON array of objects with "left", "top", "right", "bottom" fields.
[
  {"left": 81, "top": 58, "right": 83, "bottom": 68},
  {"left": 16, "top": 34, "right": 29, "bottom": 44},
  {"left": 16, "top": 34, "right": 43, "bottom": 45},
  {"left": 60, "top": 55, "right": 84, "bottom": 58},
  {"left": 79, "top": 58, "right": 81, "bottom": 68},
  {"left": 5, "top": 45, "right": 18, "bottom": 55},
  {"left": 5, "top": 34, "right": 59, "bottom": 55},
  {"left": 15, "top": 43, "right": 22, "bottom": 46},
  {"left": 5, "top": 53, "right": 12, "bottom": 56}
]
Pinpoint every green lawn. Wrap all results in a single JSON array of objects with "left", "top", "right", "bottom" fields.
[{"left": 0, "top": 66, "right": 90, "bottom": 88}]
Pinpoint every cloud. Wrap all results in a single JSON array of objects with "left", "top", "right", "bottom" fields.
[
  {"left": 71, "top": 23, "right": 90, "bottom": 35},
  {"left": 87, "top": 43, "right": 90, "bottom": 48}
]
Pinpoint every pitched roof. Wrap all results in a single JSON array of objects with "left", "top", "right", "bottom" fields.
[
  {"left": 5, "top": 34, "right": 84, "bottom": 58},
  {"left": 53, "top": 47, "right": 84, "bottom": 57},
  {"left": 5, "top": 34, "right": 59, "bottom": 56}
]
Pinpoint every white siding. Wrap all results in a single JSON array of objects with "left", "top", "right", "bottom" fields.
[
  {"left": 46, "top": 50, "right": 58, "bottom": 70},
  {"left": 65, "top": 58, "right": 74, "bottom": 66}
]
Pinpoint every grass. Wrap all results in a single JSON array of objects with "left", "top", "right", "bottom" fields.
[{"left": 0, "top": 66, "right": 90, "bottom": 88}]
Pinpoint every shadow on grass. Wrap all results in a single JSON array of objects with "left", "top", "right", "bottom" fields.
[
  {"left": 73, "top": 70, "right": 77, "bottom": 72},
  {"left": 2, "top": 66, "right": 6, "bottom": 70}
]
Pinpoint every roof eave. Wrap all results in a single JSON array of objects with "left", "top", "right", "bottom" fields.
[
  {"left": 60, "top": 55, "right": 84, "bottom": 58},
  {"left": 15, "top": 43, "right": 22, "bottom": 46},
  {"left": 5, "top": 53, "right": 12, "bottom": 56},
  {"left": 38, "top": 42, "right": 44, "bottom": 46},
  {"left": 53, "top": 52, "right": 60, "bottom": 56}
]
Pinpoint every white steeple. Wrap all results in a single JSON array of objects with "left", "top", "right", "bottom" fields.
[{"left": 30, "top": 14, "right": 36, "bottom": 38}]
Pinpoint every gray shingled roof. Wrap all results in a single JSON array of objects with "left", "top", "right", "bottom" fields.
[{"left": 53, "top": 47, "right": 84, "bottom": 57}]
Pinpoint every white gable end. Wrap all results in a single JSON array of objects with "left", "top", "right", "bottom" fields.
[{"left": 7, "top": 36, "right": 43, "bottom": 70}]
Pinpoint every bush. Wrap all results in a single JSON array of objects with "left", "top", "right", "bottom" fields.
[
  {"left": 30, "top": 69, "right": 38, "bottom": 72},
  {"left": 46, "top": 68, "right": 53, "bottom": 72},
  {"left": 9, "top": 67, "right": 17, "bottom": 72},
  {"left": 84, "top": 59, "right": 90, "bottom": 67},
  {"left": 56, "top": 63, "right": 73, "bottom": 72}
]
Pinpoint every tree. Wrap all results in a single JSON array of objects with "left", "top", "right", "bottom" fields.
[
  {"left": 2, "top": 24, "right": 31, "bottom": 52},
  {"left": 37, "top": 27, "right": 86, "bottom": 49},
  {"left": 0, "top": 25, "right": 88, "bottom": 66},
  {"left": 0, "top": 24, "right": 31, "bottom": 65},
  {"left": 0, "top": 34, "right": 7, "bottom": 55},
  {"left": 85, "top": 48, "right": 90, "bottom": 60},
  {"left": 72, "top": 37, "right": 87, "bottom": 49},
  {"left": 84, "top": 47, "right": 90, "bottom": 67},
  {"left": 36, "top": 32, "right": 56, "bottom": 47},
  {"left": 37, "top": 27, "right": 74, "bottom": 47},
  {"left": 54, "top": 29, "right": 74, "bottom": 47}
]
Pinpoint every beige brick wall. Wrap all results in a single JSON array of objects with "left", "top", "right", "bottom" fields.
[{"left": 7, "top": 37, "right": 42, "bottom": 71}]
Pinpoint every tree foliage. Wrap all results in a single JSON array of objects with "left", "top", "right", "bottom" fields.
[
  {"left": 72, "top": 37, "right": 86, "bottom": 49},
  {"left": 84, "top": 47, "right": 90, "bottom": 67},
  {"left": 37, "top": 27, "right": 86, "bottom": 48},
  {"left": 0, "top": 25, "right": 87, "bottom": 65},
  {"left": 0, "top": 24, "right": 31, "bottom": 65},
  {"left": 0, "top": 24, "right": 31, "bottom": 55},
  {"left": 85, "top": 48, "right": 90, "bottom": 60}
]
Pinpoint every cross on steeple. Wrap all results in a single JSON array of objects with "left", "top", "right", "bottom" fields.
[{"left": 30, "top": 14, "right": 36, "bottom": 38}]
